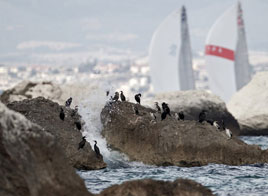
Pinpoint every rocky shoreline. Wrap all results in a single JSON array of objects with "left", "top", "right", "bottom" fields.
[
  {"left": 101, "top": 101, "right": 268, "bottom": 166},
  {"left": 2, "top": 80, "right": 268, "bottom": 195},
  {"left": 6, "top": 97, "right": 106, "bottom": 170},
  {"left": 1, "top": 100, "right": 214, "bottom": 195}
]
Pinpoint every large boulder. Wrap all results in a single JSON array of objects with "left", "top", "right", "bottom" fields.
[
  {"left": 7, "top": 97, "right": 106, "bottom": 170},
  {"left": 101, "top": 101, "right": 268, "bottom": 166},
  {"left": 228, "top": 72, "right": 268, "bottom": 135},
  {"left": 0, "top": 101, "right": 92, "bottom": 196},
  {"left": 0, "top": 81, "right": 63, "bottom": 104},
  {"left": 98, "top": 179, "right": 214, "bottom": 196},
  {"left": 143, "top": 90, "right": 240, "bottom": 135}
]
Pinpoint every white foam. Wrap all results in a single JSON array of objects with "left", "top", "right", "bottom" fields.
[{"left": 77, "top": 82, "right": 131, "bottom": 167}]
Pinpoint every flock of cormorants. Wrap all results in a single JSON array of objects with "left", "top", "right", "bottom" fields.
[
  {"left": 58, "top": 91, "right": 233, "bottom": 160},
  {"left": 59, "top": 97, "right": 101, "bottom": 158},
  {"left": 108, "top": 90, "right": 233, "bottom": 139}
]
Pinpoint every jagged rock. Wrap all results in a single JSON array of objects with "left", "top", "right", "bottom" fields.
[
  {"left": 0, "top": 101, "right": 92, "bottom": 196},
  {"left": 98, "top": 179, "right": 214, "bottom": 196},
  {"left": 101, "top": 101, "right": 268, "bottom": 166},
  {"left": 143, "top": 90, "right": 240, "bottom": 135},
  {"left": 7, "top": 97, "right": 106, "bottom": 170},
  {"left": 0, "top": 81, "right": 63, "bottom": 104},
  {"left": 0, "top": 80, "right": 100, "bottom": 107},
  {"left": 228, "top": 72, "right": 268, "bottom": 135}
]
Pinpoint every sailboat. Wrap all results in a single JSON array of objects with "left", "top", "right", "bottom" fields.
[
  {"left": 205, "top": 2, "right": 251, "bottom": 101},
  {"left": 149, "top": 6, "right": 195, "bottom": 93}
]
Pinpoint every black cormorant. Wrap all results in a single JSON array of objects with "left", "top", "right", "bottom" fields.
[
  {"left": 65, "top": 97, "right": 72, "bottom": 107},
  {"left": 120, "top": 91, "right": 126, "bottom": 102},
  {"left": 179, "top": 111, "right": 184, "bottom": 120},
  {"left": 132, "top": 105, "right": 139, "bottom": 115},
  {"left": 162, "top": 102, "right": 171, "bottom": 116},
  {"left": 78, "top": 136, "right": 86, "bottom": 150},
  {"left": 113, "top": 92, "right": 119, "bottom": 101},
  {"left": 106, "top": 90, "right": 109, "bottom": 96},
  {"left": 94, "top": 140, "right": 101, "bottom": 158},
  {"left": 59, "top": 108, "right": 65, "bottom": 121},
  {"left": 75, "top": 121, "right": 82, "bottom": 130},
  {"left": 199, "top": 110, "right": 206, "bottom": 123},
  {"left": 155, "top": 102, "right": 161, "bottom": 113},
  {"left": 135, "top": 93, "right": 141, "bottom": 104},
  {"left": 161, "top": 111, "right": 167, "bottom": 121},
  {"left": 71, "top": 105, "right": 78, "bottom": 117}
]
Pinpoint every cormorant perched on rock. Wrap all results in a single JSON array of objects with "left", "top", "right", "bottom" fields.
[
  {"left": 75, "top": 121, "right": 82, "bottom": 130},
  {"left": 59, "top": 108, "right": 65, "bottom": 121},
  {"left": 78, "top": 136, "right": 86, "bottom": 150},
  {"left": 162, "top": 102, "right": 171, "bottom": 116},
  {"left": 120, "top": 91, "right": 126, "bottom": 102},
  {"left": 199, "top": 110, "right": 206, "bottom": 123},
  {"left": 155, "top": 102, "right": 161, "bottom": 113},
  {"left": 132, "top": 105, "right": 139, "bottom": 115},
  {"left": 161, "top": 111, "right": 167, "bottom": 121},
  {"left": 150, "top": 112, "right": 156, "bottom": 120},
  {"left": 94, "top": 140, "right": 101, "bottom": 158},
  {"left": 71, "top": 105, "right": 78, "bottom": 117},
  {"left": 135, "top": 93, "right": 141, "bottom": 104},
  {"left": 113, "top": 92, "right": 119, "bottom": 101},
  {"left": 106, "top": 90, "right": 109, "bottom": 96},
  {"left": 65, "top": 97, "right": 72, "bottom": 107},
  {"left": 179, "top": 111, "right": 184, "bottom": 120}
]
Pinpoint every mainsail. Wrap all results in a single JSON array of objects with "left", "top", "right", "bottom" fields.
[
  {"left": 205, "top": 2, "right": 251, "bottom": 101},
  {"left": 149, "top": 6, "right": 195, "bottom": 93}
]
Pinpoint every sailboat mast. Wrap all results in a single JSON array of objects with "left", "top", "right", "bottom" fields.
[
  {"left": 178, "top": 6, "right": 195, "bottom": 90},
  {"left": 234, "top": 2, "right": 251, "bottom": 90}
]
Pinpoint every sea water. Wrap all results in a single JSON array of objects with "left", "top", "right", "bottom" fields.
[
  {"left": 78, "top": 136, "right": 268, "bottom": 196},
  {"left": 77, "top": 86, "right": 268, "bottom": 195}
]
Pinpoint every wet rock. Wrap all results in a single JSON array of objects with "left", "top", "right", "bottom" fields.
[
  {"left": 143, "top": 90, "right": 240, "bottom": 135},
  {"left": 228, "top": 72, "right": 268, "bottom": 135},
  {"left": 7, "top": 97, "right": 106, "bottom": 170},
  {"left": 101, "top": 101, "right": 268, "bottom": 166},
  {"left": 0, "top": 101, "right": 92, "bottom": 196},
  {"left": 98, "top": 179, "right": 214, "bottom": 196}
]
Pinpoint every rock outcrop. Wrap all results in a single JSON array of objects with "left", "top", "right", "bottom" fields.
[
  {"left": 7, "top": 97, "right": 106, "bottom": 170},
  {"left": 228, "top": 72, "right": 268, "bottom": 135},
  {"left": 101, "top": 101, "right": 268, "bottom": 166},
  {"left": 143, "top": 90, "right": 240, "bottom": 135},
  {"left": 0, "top": 81, "right": 63, "bottom": 104},
  {"left": 98, "top": 179, "right": 214, "bottom": 196},
  {"left": 0, "top": 101, "right": 92, "bottom": 196}
]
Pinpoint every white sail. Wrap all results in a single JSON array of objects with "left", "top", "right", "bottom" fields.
[
  {"left": 205, "top": 2, "right": 251, "bottom": 101},
  {"left": 149, "top": 6, "right": 195, "bottom": 93}
]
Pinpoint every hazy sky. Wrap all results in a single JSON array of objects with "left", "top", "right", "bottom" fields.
[{"left": 0, "top": 0, "right": 267, "bottom": 65}]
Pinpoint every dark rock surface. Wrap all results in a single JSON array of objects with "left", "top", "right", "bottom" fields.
[
  {"left": 144, "top": 90, "right": 240, "bottom": 135},
  {"left": 101, "top": 101, "right": 268, "bottom": 166},
  {"left": 0, "top": 101, "right": 92, "bottom": 196},
  {"left": 7, "top": 97, "right": 106, "bottom": 170},
  {"left": 98, "top": 179, "right": 214, "bottom": 196}
]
